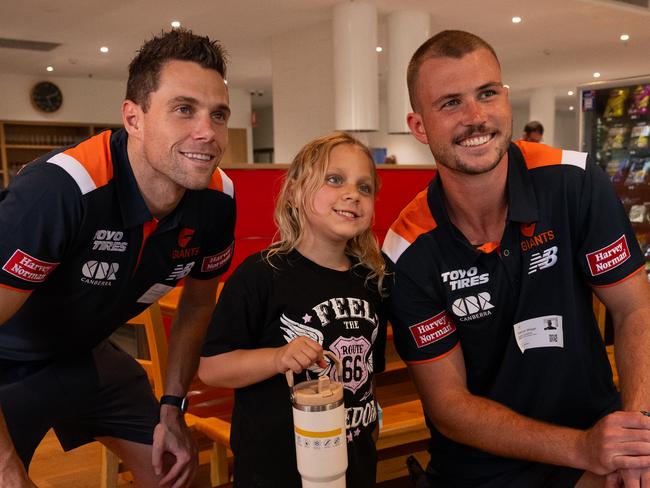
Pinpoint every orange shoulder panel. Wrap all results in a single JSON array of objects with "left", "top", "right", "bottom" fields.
[
  {"left": 62, "top": 131, "right": 114, "bottom": 187},
  {"left": 208, "top": 168, "right": 224, "bottom": 192},
  {"left": 514, "top": 140, "right": 563, "bottom": 169},
  {"left": 391, "top": 188, "right": 437, "bottom": 244}
]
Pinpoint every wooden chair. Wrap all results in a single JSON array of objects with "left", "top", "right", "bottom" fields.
[{"left": 593, "top": 294, "right": 618, "bottom": 387}]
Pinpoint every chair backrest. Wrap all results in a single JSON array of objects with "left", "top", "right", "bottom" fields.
[{"left": 126, "top": 303, "right": 168, "bottom": 399}]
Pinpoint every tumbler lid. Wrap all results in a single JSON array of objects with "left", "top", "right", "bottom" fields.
[
  {"left": 286, "top": 351, "right": 344, "bottom": 407},
  {"left": 292, "top": 375, "right": 344, "bottom": 406}
]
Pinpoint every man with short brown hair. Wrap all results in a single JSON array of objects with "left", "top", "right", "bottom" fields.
[{"left": 385, "top": 30, "right": 650, "bottom": 487}]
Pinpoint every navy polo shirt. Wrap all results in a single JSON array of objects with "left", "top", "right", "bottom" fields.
[
  {"left": 0, "top": 129, "right": 235, "bottom": 361},
  {"left": 383, "top": 141, "right": 644, "bottom": 483}
]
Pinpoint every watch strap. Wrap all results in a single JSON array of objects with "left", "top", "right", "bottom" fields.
[{"left": 160, "top": 394, "right": 188, "bottom": 413}]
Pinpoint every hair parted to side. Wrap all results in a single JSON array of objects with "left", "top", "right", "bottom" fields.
[
  {"left": 126, "top": 28, "right": 228, "bottom": 112},
  {"left": 268, "top": 132, "right": 388, "bottom": 294},
  {"left": 407, "top": 30, "right": 500, "bottom": 112}
]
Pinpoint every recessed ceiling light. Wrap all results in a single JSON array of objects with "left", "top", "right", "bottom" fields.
[
  {"left": 100, "top": 46, "right": 109, "bottom": 53},
  {"left": 620, "top": 34, "right": 630, "bottom": 41},
  {"left": 46, "top": 66, "right": 54, "bottom": 72},
  {"left": 503, "top": 84, "right": 510, "bottom": 89},
  {"left": 593, "top": 72, "right": 601, "bottom": 78},
  {"left": 376, "top": 46, "right": 383, "bottom": 53},
  {"left": 568, "top": 90, "right": 574, "bottom": 96},
  {"left": 512, "top": 16, "right": 522, "bottom": 24},
  {"left": 171, "top": 21, "right": 181, "bottom": 28},
  {"left": 569, "top": 106, "right": 575, "bottom": 111}
]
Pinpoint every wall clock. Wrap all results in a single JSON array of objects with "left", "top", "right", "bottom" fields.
[{"left": 31, "top": 81, "right": 63, "bottom": 113}]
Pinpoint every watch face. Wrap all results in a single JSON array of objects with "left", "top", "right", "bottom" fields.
[{"left": 31, "top": 81, "right": 63, "bottom": 113}]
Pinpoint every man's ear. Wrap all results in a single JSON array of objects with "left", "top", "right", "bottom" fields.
[
  {"left": 122, "top": 100, "right": 142, "bottom": 137},
  {"left": 407, "top": 112, "right": 429, "bottom": 145}
]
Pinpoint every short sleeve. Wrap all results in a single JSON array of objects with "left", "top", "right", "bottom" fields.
[
  {"left": 577, "top": 158, "right": 644, "bottom": 286},
  {"left": 191, "top": 193, "right": 237, "bottom": 280},
  {"left": 387, "top": 243, "right": 459, "bottom": 364},
  {"left": 0, "top": 164, "right": 82, "bottom": 291},
  {"left": 201, "top": 254, "right": 270, "bottom": 356}
]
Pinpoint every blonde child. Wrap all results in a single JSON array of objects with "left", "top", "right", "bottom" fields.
[{"left": 198, "top": 132, "right": 389, "bottom": 487}]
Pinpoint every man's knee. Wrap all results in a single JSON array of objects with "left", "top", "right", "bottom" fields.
[{"left": 97, "top": 436, "right": 162, "bottom": 488}]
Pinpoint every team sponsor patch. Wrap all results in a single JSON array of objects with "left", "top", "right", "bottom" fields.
[
  {"left": 408, "top": 311, "right": 456, "bottom": 348},
  {"left": 166, "top": 262, "right": 195, "bottom": 281},
  {"left": 2, "top": 249, "right": 59, "bottom": 283},
  {"left": 440, "top": 266, "right": 489, "bottom": 291},
  {"left": 586, "top": 235, "right": 630, "bottom": 276},
  {"left": 528, "top": 246, "right": 558, "bottom": 274},
  {"left": 451, "top": 292, "right": 494, "bottom": 322},
  {"left": 201, "top": 243, "right": 233, "bottom": 273},
  {"left": 92, "top": 229, "right": 128, "bottom": 252}
]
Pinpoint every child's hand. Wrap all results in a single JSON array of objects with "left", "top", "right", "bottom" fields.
[{"left": 274, "top": 337, "right": 328, "bottom": 374}]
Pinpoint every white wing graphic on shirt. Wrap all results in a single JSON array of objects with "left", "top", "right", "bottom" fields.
[
  {"left": 280, "top": 313, "right": 331, "bottom": 377},
  {"left": 280, "top": 314, "right": 324, "bottom": 345}
]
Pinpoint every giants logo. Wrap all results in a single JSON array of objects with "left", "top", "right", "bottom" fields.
[
  {"left": 586, "top": 235, "right": 630, "bottom": 276},
  {"left": 2, "top": 249, "right": 58, "bottom": 283},
  {"left": 408, "top": 311, "right": 456, "bottom": 348},
  {"left": 178, "top": 228, "right": 195, "bottom": 248},
  {"left": 521, "top": 229, "right": 555, "bottom": 252}
]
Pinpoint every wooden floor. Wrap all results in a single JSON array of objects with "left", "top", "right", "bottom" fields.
[{"left": 30, "top": 429, "right": 424, "bottom": 487}]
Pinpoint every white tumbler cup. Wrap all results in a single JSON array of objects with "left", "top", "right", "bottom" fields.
[{"left": 287, "top": 351, "right": 347, "bottom": 488}]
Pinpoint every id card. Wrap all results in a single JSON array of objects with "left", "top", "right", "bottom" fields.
[
  {"left": 137, "top": 283, "right": 174, "bottom": 304},
  {"left": 513, "top": 315, "right": 563, "bottom": 353}
]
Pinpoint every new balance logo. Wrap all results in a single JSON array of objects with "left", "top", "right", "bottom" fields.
[
  {"left": 528, "top": 246, "right": 558, "bottom": 274},
  {"left": 166, "top": 262, "right": 195, "bottom": 281}
]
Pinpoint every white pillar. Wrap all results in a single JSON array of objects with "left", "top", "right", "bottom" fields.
[
  {"left": 333, "top": 2, "right": 378, "bottom": 132},
  {"left": 529, "top": 87, "right": 555, "bottom": 146},
  {"left": 387, "top": 11, "right": 430, "bottom": 134}
]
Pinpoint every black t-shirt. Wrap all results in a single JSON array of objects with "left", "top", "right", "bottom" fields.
[
  {"left": 383, "top": 142, "right": 643, "bottom": 485},
  {"left": 0, "top": 129, "right": 236, "bottom": 361},
  {"left": 202, "top": 250, "right": 388, "bottom": 487}
]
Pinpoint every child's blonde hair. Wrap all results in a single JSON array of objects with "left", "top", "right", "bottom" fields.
[{"left": 268, "top": 132, "right": 387, "bottom": 293}]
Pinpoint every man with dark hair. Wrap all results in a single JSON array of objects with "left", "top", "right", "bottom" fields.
[
  {"left": 522, "top": 120, "right": 545, "bottom": 143},
  {"left": 0, "top": 29, "right": 235, "bottom": 487},
  {"left": 384, "top": 29, "right": 650, "bottom": 487}
]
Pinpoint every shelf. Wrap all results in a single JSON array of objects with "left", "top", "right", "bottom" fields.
[{"left": 5, "top": 144, "right": 60, "bottom": 150}]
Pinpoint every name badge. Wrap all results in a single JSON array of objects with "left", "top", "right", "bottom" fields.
[{"left": 513, "top": 315, "right": 563, "bottom": 353}]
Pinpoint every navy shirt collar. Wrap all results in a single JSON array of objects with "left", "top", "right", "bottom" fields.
[{"left": 110, "top": 129, "right": 153, "bottom": 229}]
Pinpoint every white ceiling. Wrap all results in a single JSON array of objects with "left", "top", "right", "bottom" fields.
[{"left": 1, "top": 0, "right": 649, "bottom": 110}]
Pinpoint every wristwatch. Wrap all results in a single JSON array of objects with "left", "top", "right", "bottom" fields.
[{"left": 160, "top": 395, "right": 189, "bottom": 413}]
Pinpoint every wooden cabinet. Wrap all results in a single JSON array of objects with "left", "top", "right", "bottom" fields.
[
  {"left": 0, "top": 122, "right": 249, "bottom": 188},
  {"left": 0, "top": 121, "right": 121, "bottom": 188}
]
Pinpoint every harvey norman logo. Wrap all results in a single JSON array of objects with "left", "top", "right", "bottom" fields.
[
  {"left": 2, "top": 249, "right": 59, "bottom": 283},
  {"left": 408, "top": 311, "right": 456, "bottom": 348},
  {"left": 586, "top": 235, "right": 630, "bottom": 276}
]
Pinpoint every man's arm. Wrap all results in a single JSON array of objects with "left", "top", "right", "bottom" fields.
[
  {"left": 151, "top": 276, "right": 219, "bottom": 488},
  {"left": 0, "top": 286, "right": 35, "bottom": 487},
  {"left": 595, "top": 269, "right": 650, "bottom": 411},
  {"left": 409, "top": 345, "right": 650, "bottom": 476},
  {"left": 594, "top": 270, "right": 650, "bottom": 485}
]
